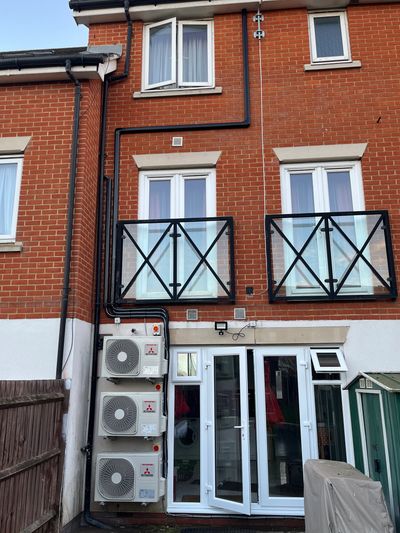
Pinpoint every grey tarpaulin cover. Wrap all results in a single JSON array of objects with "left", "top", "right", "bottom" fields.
[{"left": 304, "top": 460, "right": 394, "bottom": 533}]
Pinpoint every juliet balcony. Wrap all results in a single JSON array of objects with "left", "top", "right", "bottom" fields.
[
  {"left": 265, "top": 210, "right": 397, "bottom": 303},
  {"left": 115, "top": 217, "right": 235, "bottom": 304}
]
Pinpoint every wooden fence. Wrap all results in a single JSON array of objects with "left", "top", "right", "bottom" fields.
[{"left": 0, "top": 380, "right": 67, "bottom": 533}]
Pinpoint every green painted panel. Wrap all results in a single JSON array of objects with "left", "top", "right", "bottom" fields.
[{"left": 360, "top": 393, "right": 391, "bottom": 511}]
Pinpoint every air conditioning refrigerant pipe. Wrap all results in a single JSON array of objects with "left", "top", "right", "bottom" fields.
[{"left": 84, "top": 8, "right": 250, "bottom": 529}]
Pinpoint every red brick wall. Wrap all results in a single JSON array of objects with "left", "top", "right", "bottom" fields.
[
  {"left": 4, "top": 4, "right": 398, "bottom": 324},
  {"left": 89, "top": 5, "right": 400, "bottom": 323},
  {"left": 0, "top": 80, "right": 102, "bottom": 322}
]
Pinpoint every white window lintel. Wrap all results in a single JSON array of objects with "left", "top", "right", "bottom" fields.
[
  {"left": 0, "top": 136, "right": 31, "bottom": 155},
  {"left": 133, "top": 151, "right": 221, "bottom": 170},
  {"left": 273, "top": 143, "right": 367, "bottom": 163}
]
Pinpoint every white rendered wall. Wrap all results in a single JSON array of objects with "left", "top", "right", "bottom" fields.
[
  {"left": 101, "top": 319, "right": 400, "bottom": 381},
  {"left": 61, "top": 318, "right": 93, "bottom": 526},
  {"left": 0, "top": 317, "right": 93, "bottom": 526},
  {"left": 0, "top": 318, "right": 60, "bottom": 379}
]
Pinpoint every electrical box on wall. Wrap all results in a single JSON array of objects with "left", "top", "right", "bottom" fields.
[
  {"left": 101, "top": 336, "right": 167, "bottom": 378},
  {"left": 98, "top": 391, "right": 166, "bottom": 437},
  {"left": 95, "top": 452, "right": 165, "bottom": 503}
]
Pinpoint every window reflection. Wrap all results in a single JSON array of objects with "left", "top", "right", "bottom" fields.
[{"left": 173, "top": 385, "right": 200, "bottom": 502}]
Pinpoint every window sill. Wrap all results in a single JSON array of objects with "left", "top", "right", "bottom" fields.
[
  {"left": 304, "top": 60, "right": 361, "bottom": 72},
  {"left": 133, "top": 87, "right": 223, "bottom": 99},
  {"left": 0, "top": 241, "right": 23, "bottom": 252}
]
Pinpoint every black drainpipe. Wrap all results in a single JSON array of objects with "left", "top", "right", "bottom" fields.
[
  {"left": 83, "top": 1, "right": 136, "bottom": 528},
  {"left": 56, "top": 60, "right": 82, "bottom": 379},
  {"left": 84, "top": 8, "right": 250, "bottom": 529}
]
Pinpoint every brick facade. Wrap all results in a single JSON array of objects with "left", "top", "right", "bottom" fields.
[
  {"left": 0, "top": 80, "right": 102, "bottom": 322},
  {"left": 91, "top": 5, "right": 400, "bottom": 323}
]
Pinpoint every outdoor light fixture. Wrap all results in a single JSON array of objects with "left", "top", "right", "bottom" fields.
[{"left": 214, "top": 321, "right": 228, "bottom": 335}]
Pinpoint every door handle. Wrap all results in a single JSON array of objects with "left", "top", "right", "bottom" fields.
[
  {"left": 233, "top": 425, "right": 243, "bottom": 429},
  {"left": 374, "top": 459, "right": 381, "bottom": 474}
]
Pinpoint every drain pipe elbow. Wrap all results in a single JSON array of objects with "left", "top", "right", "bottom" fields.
[{"left": 109, "top": 0, "right": 133, "bottom": 83}]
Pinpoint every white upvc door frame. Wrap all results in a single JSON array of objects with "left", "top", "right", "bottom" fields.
[
  {"left": 206, "top": 346, "right": 251, "bottom": 514},
  {"left": 253, "top": 346, "right": 312, "bottom": 515}
]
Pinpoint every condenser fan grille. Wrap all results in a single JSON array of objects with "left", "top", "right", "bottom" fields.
[
  {"left": 105, "top": 339, "right": 140, "bottom": 375},
  {"left": 102, "top": 395, "right": 137, "bottom": 434},
  {"left": 98, "top": 458, "right": 135, "bottom": 500}
]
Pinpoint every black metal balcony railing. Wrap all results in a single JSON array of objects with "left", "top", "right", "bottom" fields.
[
  {"left": 115, "top": 217, "right": 235, "bottom": 304},
  {"left": 265, "top": 210, "right": 397, "bottom": 303}
]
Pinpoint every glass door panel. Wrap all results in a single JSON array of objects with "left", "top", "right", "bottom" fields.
[
  {"left": 138, "top": 179, "right": 172, "bottom": 298},
  {"left": 208, "top": 348, "right": 250, "bottom": 514},
  {"left": 287, "top": 172, "right": 327, "bottom": 294},
  {"left": 173, "top": 385, "right": 201, "bottom": 503},
  {"left": 254, "top": 347, "right": 311, "bottom": 513},
  {"left": 180, "top": 177, "right": 217, "bottom": 298},
  {"left": 264, "top": 356, "right": 303, "bottom": 497}
]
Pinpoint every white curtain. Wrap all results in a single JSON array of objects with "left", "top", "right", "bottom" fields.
[
  {"left": 0, "top": 163, "right": 17, "bottom": 235},
  {"left": 314, "top": 16, "right": 344, "bottom": 58},
  {"left": 327, "top": 171, "right": 353, "bottom": 211},
  {"left": 182, "top": 25, "right": 208, "bottom": 83},
  {"left": 149, "top": 23, "right": 172, "bottom": 86}
]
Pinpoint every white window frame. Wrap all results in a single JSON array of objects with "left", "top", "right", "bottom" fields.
[
  {"left": 308, "top": 11, "right": 351, "bottom": 64},
  {"left": 143, "top": 17, "right": 177, "bottom": 90},
  {"left": 280, "top": 160, "right": 368, "bottom": 296},
  {"left": 310, "top": 347, "right": 348, "bottom": 373},
  {"left": 0, "top": 156, "right": 23, "bottom": 243},
  {"left": 281, "top": 160, "right": 364, "bottom": 215},
  {"left": 137, "top": 169, "right": 216, "bottom": 300},
  {"left": 139, "top": 168, "right": 216, "bottom": 220},
  {"left": 172, "top": 348, "right": 202, "bottom": 382},
  {"left": 143, "top": 18, "right": 214, "bottom": 91},
  {"left": 177, "top": 20, "right": 214, "bottom": 88}
]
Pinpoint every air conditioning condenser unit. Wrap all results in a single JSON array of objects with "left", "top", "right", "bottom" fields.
[
  {"left": 95, "top": 452, "right": 165, "bottom": 503},
  {"left": 98, "top": 392, "right": 166, "bottom": 437},
  {"left": 101, "top": 336, "right": 167, "bottom": 378}
]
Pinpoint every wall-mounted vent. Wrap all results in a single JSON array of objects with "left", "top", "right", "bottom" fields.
[
  {"left": 172, "top": 136, "right": 183, "bottom": 147},
  {"left": 186, "top": 309, "right": 198, "bottom": 321},
  {"left": 234, "top": 307, "right": 246, "bottom": 320}
]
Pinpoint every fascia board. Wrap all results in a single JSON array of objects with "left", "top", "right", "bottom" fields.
[
  {"left": 0, "top": 61, "right": 117, "bottom": 84},
  {"left": 73, "top": 0, "right": 351, "bottom": 25}
]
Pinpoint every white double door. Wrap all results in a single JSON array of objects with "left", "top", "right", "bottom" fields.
[{"left": 205, "top": 346, "right": 313, "bottom": 515}]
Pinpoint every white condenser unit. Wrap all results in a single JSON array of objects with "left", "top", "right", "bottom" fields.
[
  {"left": 98, "top": 392, "right": 166, "bottom": 437},
  {"left": 101, "top": 336, "right": 167, "bottom": 378},
  {"left": 95, "top": 452, "right": 165, "bottom": 503}
]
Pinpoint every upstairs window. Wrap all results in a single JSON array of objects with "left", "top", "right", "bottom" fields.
[
  {"left": 0, "top": 158, "right": 23, "bottom": 242},
  {"left": 143, "top": 18, "right": 214, "bottom": 90},
  {"left": 308, "top": 11, "right": 351, "bottom": 63}
]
